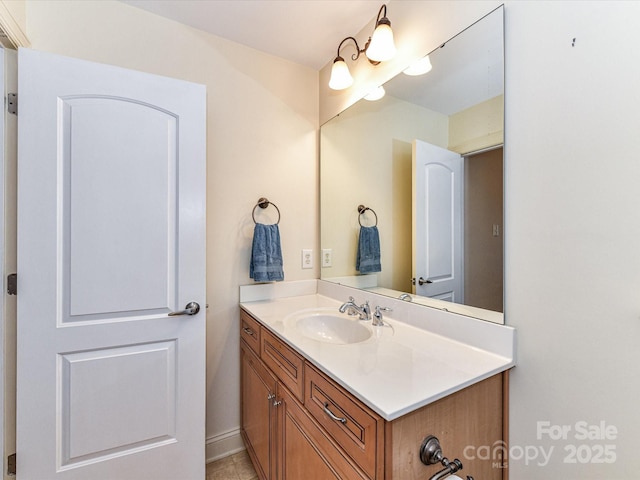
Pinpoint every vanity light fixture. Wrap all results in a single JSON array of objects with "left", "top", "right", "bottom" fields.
[
  {"left": 403, "top": 55, "right": 433, "bottom": 76},
  {"left": 364, "top": 85, "right": 385, "bottom": 101},
  {"left": 328, "top": 4, "right": 396, "bottom": 90}
]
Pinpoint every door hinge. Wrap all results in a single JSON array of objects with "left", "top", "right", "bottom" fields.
[
  {"left": 7, "top": 453, "right": 16, "bottom": 476},
  {"left": 7, "top": 93, "right": 17, "bottom": 115},
  {"left": 7, "top": 273, "right": 17, "bottom": 295}
]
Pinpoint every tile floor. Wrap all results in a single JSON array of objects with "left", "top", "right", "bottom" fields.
[{"left": 205, "top": 450, "right": 258, "bottom": 480}]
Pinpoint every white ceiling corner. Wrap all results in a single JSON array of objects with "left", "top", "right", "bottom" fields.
[{"left": 118, "top": 0, "right": 385, "bottom": 70}]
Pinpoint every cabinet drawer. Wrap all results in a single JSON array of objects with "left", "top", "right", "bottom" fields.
[
  {"left": 305, "top": 364, "right": 384, "bottom": 479},
  {"left": 261, "top": 329, "right": 304, "bottom": 402},
  {"left": 240, "top": 309, "right": 261, "bottom": 355}
]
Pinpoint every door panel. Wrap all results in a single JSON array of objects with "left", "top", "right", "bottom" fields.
[
  {"left": 62, "top": 96, "right": 178, "bottom": 320},
  {"left": 59, "top": 341, "right": 177, "bottom": 468},
  {"left": 17, "top": 48, "right": 206, "bottom": 479}
]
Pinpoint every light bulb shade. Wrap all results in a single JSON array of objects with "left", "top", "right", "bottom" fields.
[
  {"left": 403, "top": 55, "right": 432, "bottom": 76},
  {"left": 364, "top": 85, "right": 385, "bottom": 101},
  {"left": 366, "top": 22, "right": 396, "bottom": 62},
  {"left": 329, "top": 57, "right": 354, "bottom": 90}
]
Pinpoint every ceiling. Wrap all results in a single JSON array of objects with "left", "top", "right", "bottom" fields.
[{"left": 119, "top": 0, "right": 385, "bottom": 70}]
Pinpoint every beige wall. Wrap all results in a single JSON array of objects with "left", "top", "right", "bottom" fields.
[
  {"left": 505, "top": 2, "right": 640, "bottom": 477},
  {"left": 23, "top": 0, "right": 318, "bottom": 459},
  {"left": 320, "top": 1, "right": 640, "bottom": 478},
  {"left": 449, "top": 94, "right": 504, "bottom": 154}
]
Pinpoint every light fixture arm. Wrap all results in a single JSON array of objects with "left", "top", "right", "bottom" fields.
[
  {"left": 336, "top": 36, "right": 364, "bottom": 62},
  {"left": 376, "top": 4, "right": 389, "bottom": 27},
  {"left": 336, "top": 36, "right": 381, "bottom": 66}
]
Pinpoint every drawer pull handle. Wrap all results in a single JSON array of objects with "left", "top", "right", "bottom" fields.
[
  {"left": 323, "top": 402, "right": 347, "bottom": 424},
  {"left": 267, "top": 393, "right": 275, "bottom": 401},
  {"left": 243, "top": 327, "right": 254, "bottom": 336}
]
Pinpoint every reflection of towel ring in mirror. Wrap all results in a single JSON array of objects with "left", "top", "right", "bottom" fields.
[
  {"left": 252, "top": 197, "right": 281, "bottom": 225},
  {"left": 357, "top": 204, "right": 378, "bottom": 227}
]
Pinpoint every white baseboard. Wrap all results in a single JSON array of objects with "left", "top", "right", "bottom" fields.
[{"left": 205, "top": 428, "right": 246, "bottom": 464}]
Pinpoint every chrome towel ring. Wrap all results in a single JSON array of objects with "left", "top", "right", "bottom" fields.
[
  {"left": 357, "top": 204, "right": 378, "bottom": 227},
  {"left": 252, "top": 197, "right": 281, "bottom": 225}
]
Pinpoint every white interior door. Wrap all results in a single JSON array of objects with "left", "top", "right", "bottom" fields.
[
  {"left": 413, "top": 139, "right": 463, "bottom": 302},
  {"left": 16, "top": 48, "right": 206, "bottom": 480}
]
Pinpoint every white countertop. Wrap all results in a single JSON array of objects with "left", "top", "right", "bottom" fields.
[{"left": 240, "top": 283, "right": 515, "bottom": 421}]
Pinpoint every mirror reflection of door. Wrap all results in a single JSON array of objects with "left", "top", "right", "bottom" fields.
[
  {"left": 413, "top": 141, "right": 503, "bottom": 311},
  {"left": 412, "top": 140, "right": 463, "bottom": 302}
]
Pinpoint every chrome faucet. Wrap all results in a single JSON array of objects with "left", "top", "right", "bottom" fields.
[
  {"left": 339, "top": 297, "right": 371, "bottom": 321},
  {"left": 372, "top": 305, "right": 392, "bottom": 326}
]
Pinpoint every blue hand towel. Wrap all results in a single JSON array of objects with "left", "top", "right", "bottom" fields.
[
  {"left": 250, "top": 223, "right": 284, "bottom": 282},
  {"left": 356, "top": 226, "right": 381, "bottom": 274}
]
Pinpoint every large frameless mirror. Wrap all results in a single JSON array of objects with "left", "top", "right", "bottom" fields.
[{"left": 320, "top": 6, "right": 504, "bottom": 324}]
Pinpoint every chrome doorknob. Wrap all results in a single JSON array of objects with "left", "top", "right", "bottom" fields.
[
  {"left": 418, "top": 277, "right": 433, "bottom": 285},
  {"left": 168, "top": 302, "right": 201, "bottom": 316}
]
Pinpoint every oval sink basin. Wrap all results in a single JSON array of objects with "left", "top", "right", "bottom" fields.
[{"left": 295, "top": 313, "right": 372, "bottom": 345}]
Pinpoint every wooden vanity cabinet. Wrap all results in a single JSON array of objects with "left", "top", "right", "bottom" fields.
[
  {"left": 241, "top": 310, "right": 367, "bottom": 480},
  {"left": 385, "top": 373, "right": 505, "bottom": 480},
  {"left": 240, "top": 340, "right": 277, "bottom": 479},
  {"left": 240, "top": 308, "right": 506, "bottom": 480}
]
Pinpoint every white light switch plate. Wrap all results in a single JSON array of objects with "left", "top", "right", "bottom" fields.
[
  {"left": 322, "top": 249, "right": 332, "bottom": 267},
  {"left": 302, "top": 249, "right": 313, "bottom": 269}
]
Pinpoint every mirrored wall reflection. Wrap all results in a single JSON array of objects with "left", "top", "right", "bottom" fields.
[{"left": 320, "top": 7, "right": 504, "bottom": 324}]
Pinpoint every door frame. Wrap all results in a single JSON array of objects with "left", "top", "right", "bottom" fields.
[
  {"left": 0, "top": 46, "right": 17, "bottom": 480},
  {"left": 0, "top": 45, "right": 6, "bottom": 479},
  {"left": 0, "top": 4, "right": 30, "bottom": 50}
]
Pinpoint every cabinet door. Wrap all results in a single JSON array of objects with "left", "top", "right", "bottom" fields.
[
  {"left": 241, "top": 341, "right": 277, "bottom": 480},
  {"left": 277, "top": 386, "right": 368, "bottom": 480}
]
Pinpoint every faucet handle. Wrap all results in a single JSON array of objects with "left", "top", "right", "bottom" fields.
[{"left": 373, "top": 305, "right": 392, "bottom": 326}]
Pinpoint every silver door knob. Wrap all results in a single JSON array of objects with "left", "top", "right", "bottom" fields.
[
  {"left": 168, "top": 302, "right": 200, "bottom": 316},
  {"left": 418, "top": 277, "right": 433, "bottom": 285}
]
